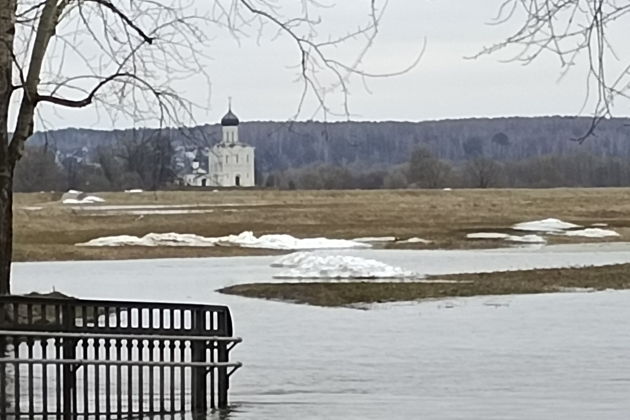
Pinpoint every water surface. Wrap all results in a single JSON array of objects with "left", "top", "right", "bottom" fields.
[{"left": 12, "top": 244, "right": 630, "bottom": 419}]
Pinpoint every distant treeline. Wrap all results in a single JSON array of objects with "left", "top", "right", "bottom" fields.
[
  {"left": 262, "top": 147, "right": 630, "bottom": 190},
  {"left": 15, "top": 144, "right": 630, "bottom": 192},
  {"left": 15, "top": 116, "right": 630, "bottom": 191},
  {"left": 27, "top": 116, "right": 630, "bottom": 171}
]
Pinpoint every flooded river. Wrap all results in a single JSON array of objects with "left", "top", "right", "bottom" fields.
[{"left": 11, "top": 243, "right": 630, "bottom": 419}]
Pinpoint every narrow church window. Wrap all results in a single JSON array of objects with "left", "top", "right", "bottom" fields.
[
  {"left": 226, "top": 156, "right": 229, "bottom": 164},
  {"left": 246, "top": 155, "right": 249, "bottom": 163},
  {"left": 236, "top": 155, "right": 239, "bottom": 164}
]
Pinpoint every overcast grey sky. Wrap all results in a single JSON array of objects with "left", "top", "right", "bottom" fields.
[{"left": 33, "top": 0, "right": 630, "bottom": 130}]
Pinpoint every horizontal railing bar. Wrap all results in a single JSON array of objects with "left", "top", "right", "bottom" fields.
[
  {"left": 0, "top": 330, "right": 242, "bottom": 343},
  {"left": 1, "top": 410, "right": 183, "bottom": 417},
  {"left": 0, "top": 357, "right": 242, "bottom": 369},
  {"left": 0, "top": 296, "right": 230, "bottom": 312}
]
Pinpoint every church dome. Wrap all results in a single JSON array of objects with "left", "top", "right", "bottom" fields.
[{"left": 221, "top": 108, "right": 239, "bottom": 126}]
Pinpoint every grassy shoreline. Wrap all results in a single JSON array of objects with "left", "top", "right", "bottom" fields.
[{"left": 217, "top": 264, "right": 630, "bottom": 307}]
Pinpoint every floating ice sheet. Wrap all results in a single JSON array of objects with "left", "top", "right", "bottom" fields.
[{"left": 272, "top": 253, "right": 420, "bottom": 280}]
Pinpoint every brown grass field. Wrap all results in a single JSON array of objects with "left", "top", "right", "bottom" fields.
[{"left": 13, "top": 188, "right": 630, "bottom": 262}]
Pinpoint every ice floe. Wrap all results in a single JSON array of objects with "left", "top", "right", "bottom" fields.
[
  {"left": 505, "top": 234, "right": 546, "bottom": 244},
  {"left": 62, "top": 195, "right": 105, "bottom": 204},
  {"left": 466, "top": 233, "right": 511, "bottom": 240},
  {"left": 396, "top": 237, "right": 433, "bottom": 244},
  {"left": 467, "top": 232, "right": 546, "bottom": 244},
  {"left": 563, "top": 228, "right": 620, "bottom": 238},
  {"left": 512, "top": 218, "right": 581, "bottom": 232},
  {"left": 353, "top": 236, "right": 398, "bottom": 243},
  {"left": 272, "top": 253, "right": 420, "bottom": 280},
  {"left": 77, "top": 231, "right": 370, "bottom": 250}
]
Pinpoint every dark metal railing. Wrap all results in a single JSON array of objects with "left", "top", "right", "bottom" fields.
[{"left": 0, "top": 295, "right": 241, "bottom": 418}]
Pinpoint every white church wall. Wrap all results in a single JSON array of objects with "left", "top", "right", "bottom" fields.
[{"left": 209, "top": 145, "right": 255, "bottom": 187}]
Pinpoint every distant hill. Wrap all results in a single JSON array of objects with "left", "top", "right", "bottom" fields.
[{"left": 28, "top": 116, "right": 630, "bottom": 173}]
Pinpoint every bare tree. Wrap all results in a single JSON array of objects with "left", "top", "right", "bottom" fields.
[
  {"left": 0, "top": 1, "right": 420, "bottom": 294},
  {"left": 464, "top": 157, "right": 502, "bottom": 188},
  {"left": 407, "top": 147, "right": 453, "bottom": 188},
  {"left": 476, "top": 0, "right": 630, "bottom": 140}
]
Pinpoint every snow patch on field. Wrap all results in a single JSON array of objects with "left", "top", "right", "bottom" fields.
[
  {"left": 353, "top": 236, "right": 398, "bottom": 243},
  {"left": 78, "top": 233, "right": 217, "bottom": 247},
  {"left": 470, "top": 218, "right": 621, "bottom": 244},
  {"left": 563, "top": 228, "right": 620, "bottom": 238},
  {"left": 467, "top": 233, "right": 511, "bottom": 240},
  {"left": 512, "top": 218, "right": 581, "bottom": 232},
  {"left": 505, "top": 234, "right": 546, "bottom": 243},
  {"left": 90, "top": 209, "right": 215, "bottom": 216},
  {"left": 62, "top": 195, "right": 105, "bottom": 204},
  {"left": 272, "top": 252, "right": 420, "bottom": 280},
  {"left": 124, "top": 189, "right": 144, "bottom": 193},
  {"left": 396, "top": 237, "right": 432, "bottom": 244},
  {"left": 467, "top": 232, "right": 546, "bottom": 244},
  {"left": 77, "top": 231, "right": 370, "bottom": 250}
]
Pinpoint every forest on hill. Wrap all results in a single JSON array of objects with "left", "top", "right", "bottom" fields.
[{"left": 17, "top": 116, "right": 630, "bottom": 191}]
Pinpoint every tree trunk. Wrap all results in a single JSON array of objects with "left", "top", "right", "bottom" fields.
[
  {"left": 0, "top": 171, "right": 12, "bottom": 295},
  {"left": 0, "top": 0, "right": 17, "bottom": 295}
]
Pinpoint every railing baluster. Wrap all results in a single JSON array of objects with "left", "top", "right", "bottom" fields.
[
  {"left": 27, "top": 336, "right": 34, "bottom": 415},
  {"left": 127, "top": 339, "right": 133, "bottom": 416},
  {"left": 180, "top": 341, "right": 186, "bottom": 412},
  {"left": 14, "top": 337, "right": 20, "bottom": 417},
  {"left": 55, "top": 336, "right": 61, "bottom": 419},
  {"left": 116, "top": 340, "right": 122, "bottom": 415},
  {"left": 148, "top": 339, "right": 155, "bottom": 413},
  {"left": 159, "top": 339, "right": 166, "bottom": 413},
  {"left": 42, "top": 339, "right": 48, "bottom": 415},
  {"left": 105, "top": 338, "right": 111, "bottom": 415},
  {"left": 94, "top": 337, "right": 100, "bottom": 415},
  {"left": 170, "top": 340, "right": 176, "bottom": 412}
]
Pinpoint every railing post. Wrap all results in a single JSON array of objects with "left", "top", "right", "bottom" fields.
[
  {"left": 217, "top": 310, "right": 229, "bottom": 409},
  {"left": 0, "top": 302, "right": 8, "bottom": 417},
  {"left": 190, "top": 309, "right": 207, "bottom": 414}
]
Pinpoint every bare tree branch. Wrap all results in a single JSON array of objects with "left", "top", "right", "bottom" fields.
[{"left": 474, "top": 0, "right": 630, "bottom": 142}]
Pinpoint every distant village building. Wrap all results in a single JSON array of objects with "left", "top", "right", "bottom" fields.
[{"left": 182, "top": 104, "right": 255, "bottom": 187}]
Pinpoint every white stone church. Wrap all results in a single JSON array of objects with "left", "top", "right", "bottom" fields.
[{"left": 182, "top": 105, "right": 255, "bottom": 187}]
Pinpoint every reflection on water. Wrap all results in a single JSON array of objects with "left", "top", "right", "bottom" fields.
[{"left": 11, "top": 246, "right": 630, "bottom": 419}]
